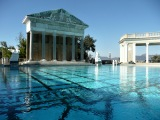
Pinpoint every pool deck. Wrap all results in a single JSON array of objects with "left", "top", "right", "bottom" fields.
[
  {"left": 121, "top": 63, "right": 160, "bottom": 67},
  {"left": 19, "top": 61, "right": 94, "bottom": 66}
]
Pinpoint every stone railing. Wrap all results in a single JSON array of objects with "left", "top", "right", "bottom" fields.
[{"left": 120, "top": 32, "right": 160, "bottom": 41}]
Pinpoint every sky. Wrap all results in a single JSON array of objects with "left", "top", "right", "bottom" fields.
[{"left": 0, "top": 0, "right": 160, "bottom": 57}]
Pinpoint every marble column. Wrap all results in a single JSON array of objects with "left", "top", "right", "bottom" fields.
[
  {"left": 29, "top": 31, "right": 33, "bottom": 61},
  {"left": 63, "top": 34, "right": 66, "bottom": 61},
  {"left": 26, "top": 33, "right": 29, "bottom": 60},
  {"left": 120, "top": 44, "right": 123, "bottom": 63},
  {"left": 132, "top": 43, "right": 136, "bottom": 63},
  {"left": 72, "top": 36, "right": 75, "bottom": 61},
  {"left": 42, "top": 32, "right": 46, "bottom": 60},
  {"left": 124, "top": 43, "right": 128, "bottom": 63},
  {"left": 75, "top": 38, "right": 78, "bottom": 60},
  {"left": 146, "top": 43, "right": 149, "bottom": 63},
  {"left": 53, "top": 32, "right": 57, "bottom": 61},
  {"left": 80, "top": 37, "right": 84, "bottom": 61}
]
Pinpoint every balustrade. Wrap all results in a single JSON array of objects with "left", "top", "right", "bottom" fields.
[{"left": 120, "top": 32, "right": 160, "bottom": 41}]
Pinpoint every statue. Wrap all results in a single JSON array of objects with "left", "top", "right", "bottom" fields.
[
  {"left": 59, "top": 9, "right": 64, "bottom": 21},
  {"left": 95, "top": 52, "right": 102, "bottom": 64}
]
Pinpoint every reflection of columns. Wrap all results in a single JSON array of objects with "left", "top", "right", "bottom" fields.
[
  {"left": 42, "top": 32, "right": 46, "bottom": 60},
  {"left": 146, "top": 66, "right": 149, "bottom": 87},
  {"left": 95, "top": 65, "right": 99, "bottom": 80},
  {"left": 53, "top": 32, "right": 56, "bottom": 61},
  {"left": 120, "top": 66, "right": 128, "bottom": 91},
  {"left": 124, "top": 43, "right": 128, "bottom": 63},
  {"left": 72, "top": 36, "right": 75, "bottom": 61},
  {"left": 133, "top": 43, "right": 136, "bottom": 63},
  {"left": 132, "top": 67, "right": 136, "bottom": 90},
  {"left": 29, "top": 31, "right": 33, "bottom": 61},
  {"left": 146, "top": 43, "right": 149, "bottom": 63},
  {"left": 80, "top": 37, "right": 84, "bottom": 61},
  {"left": 63, "top": 34, "right": 66, "bottom": 61}
]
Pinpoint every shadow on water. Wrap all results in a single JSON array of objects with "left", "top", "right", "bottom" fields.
[
  {"left": 18, "top": 66, "right": 115, "bottom": 119},
  {"left": 1, "top": 67, "right": 21, "bottom": 120},
  {"left": 0, "top": 65, "right": 130, "bottom": 120},
  {"left": 19, "top": 66, "right": 72, "bottom": 120}
]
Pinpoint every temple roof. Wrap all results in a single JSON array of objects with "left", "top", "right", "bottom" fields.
[{"left": 25, "top": 9, "right": 88, "bottom": 27}]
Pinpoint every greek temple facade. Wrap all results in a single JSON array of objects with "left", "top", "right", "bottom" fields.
[{"left": 22, "top": 9, "right": 88, "bottom": 61}]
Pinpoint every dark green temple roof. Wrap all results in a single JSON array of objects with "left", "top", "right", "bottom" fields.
[{"left": 27, "top": 9, "right": 88, "bottom": 27}]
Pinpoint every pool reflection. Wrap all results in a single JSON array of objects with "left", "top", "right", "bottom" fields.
[{"left": 120, "top": 66, "right": 149, "bottom": 91}]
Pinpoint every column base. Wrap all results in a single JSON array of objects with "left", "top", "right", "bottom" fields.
[
  {"left": 72, "top": 60, "right": 76, "bottom": 62},
  {"left": 28, "top": 59, "right": 32, "bottom": 61},
  {"left": 52, "top": 59, "right": 57, "bottom": 62},
  {"left": 40, "top": 59, "right": 46, "bottom": 62},
  {"left": 81, "top": 60, "right": 85, "bottom": 62}
]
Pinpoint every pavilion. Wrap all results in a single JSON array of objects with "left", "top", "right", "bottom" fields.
[
  {"left": 119, "top": 32, "right": 160, "bottom": 63},
  {"left": 22, "top": 9, "right": 88, "bottom": 62}
]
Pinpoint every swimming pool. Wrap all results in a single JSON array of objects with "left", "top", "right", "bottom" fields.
[{"left": 0, "top": 65, "right": 160, "bottom": 120}]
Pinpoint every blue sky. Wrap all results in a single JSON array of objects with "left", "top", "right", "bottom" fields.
[{"left": 0, "top": 0, "right": 160, "bottom": 57}]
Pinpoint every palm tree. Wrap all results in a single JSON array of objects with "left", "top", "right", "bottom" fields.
[{"left": 83, "top": 35, "right": 96, "bottom": 61}]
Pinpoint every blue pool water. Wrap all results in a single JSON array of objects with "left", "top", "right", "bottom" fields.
[{"left": 0, "top": 65, "right": 160, "bottom": 120}]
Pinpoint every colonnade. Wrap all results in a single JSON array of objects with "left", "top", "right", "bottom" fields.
[
  {"left": 27, "top": 31, "right": 84, "bottom": 61},
  {"left": 120, "top": 32, "right": 160, "bottom": 63},
  {"left": 120, "top": 42, "right": 150, "bottom": 63}
]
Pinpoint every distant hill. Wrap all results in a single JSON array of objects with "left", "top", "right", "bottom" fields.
[
  {"left": 100, "top": 56, "right": 119, "bottom": 60},
  {"left": 136, "top": 54, "right": 155, "bottom": 61},
  {"left": 99, "top": 54, "right": 158, "bottom": 61}
]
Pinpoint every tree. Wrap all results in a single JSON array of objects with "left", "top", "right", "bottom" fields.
[
  {"left": 0, "top": 41, "right": 7, "bottom": 48},
  {"left": 17, "top": 32, "right": 26, "bottom": 58},
  {"left": 0, "top": 41, "right": 12, "bottom": 58},
  {"left": 151, "top": 55, "right": 160, "bottom": 63},
  {"left": 83, "top": 35, "right": 96, "bottom": 61},
  {"left": 83, "top": 35, "right": 96, "bottom": 52}
]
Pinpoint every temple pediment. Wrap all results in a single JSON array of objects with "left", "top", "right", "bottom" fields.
[{"left": 26, "top": 9, "right": 88, "bottom": 27}]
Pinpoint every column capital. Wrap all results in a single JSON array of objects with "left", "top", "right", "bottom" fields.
[
  {"left": 125, "top": 43, "right": 128, "bottom": 45},
  {"left": 72, "top": 35, "right": 75, "bottom": 39},
  {"left": 146, "top": 42, "right": 149, "bottom": 45},
  {"left": 63, "top": 34, "right": 66, "bottom": 37},
  {"left": 53, "top": 32, "right": 56, "bottom": 36},
  {"left": 81, "top": 36, "right": 84, "bottom": 39},
  {"left": 42, "top": 31, "right": 46, "bottom": 35}
]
